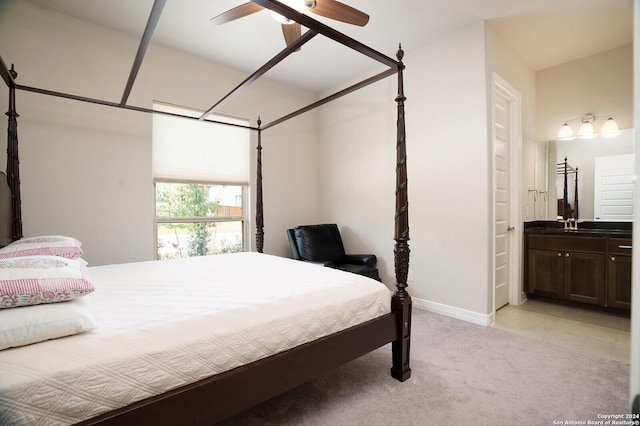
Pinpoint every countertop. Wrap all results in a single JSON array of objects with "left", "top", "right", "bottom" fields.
[{"left": 524, "top": 220, "right": 632, "bottom": 238}]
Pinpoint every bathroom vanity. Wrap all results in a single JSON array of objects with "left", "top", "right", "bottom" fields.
[{"left": 524, "top": 221, "right": 632, "bottom": 314}]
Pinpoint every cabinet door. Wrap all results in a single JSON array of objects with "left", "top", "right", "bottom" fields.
[
  {"left": 607, "top": 255, "right": 632, "bottom": 310},
  {"left": 527, "top": 249, "right": 563, "bottom": 299},
  {"left": 563, "top": 251, "right": 605, "bottom": 306}
]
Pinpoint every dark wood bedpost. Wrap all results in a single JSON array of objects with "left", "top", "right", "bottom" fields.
[
  {"left": 5, "top": 64, "right": 22, "bottom": 241},
  {"left": 391, "top": 45, "right": 411, "bottom": 382},
  {"left": 255, "top": 117, "right": 264, "bottom": 253}
]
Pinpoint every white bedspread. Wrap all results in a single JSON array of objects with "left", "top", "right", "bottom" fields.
[{"left": 0, "top": 252, "right": 391, "bottom": 425}]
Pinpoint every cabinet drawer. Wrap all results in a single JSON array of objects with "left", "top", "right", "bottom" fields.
[
  {"left": 527, "top": 234, "right": 605, "bottom": 253},
  {"left": 609, "top": 238, "right": 632, "bottom": 256}
]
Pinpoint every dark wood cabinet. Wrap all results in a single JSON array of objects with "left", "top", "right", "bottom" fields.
[
  {"left": 526, "top": 234, "right": 605, "bottom": 306},
  {"left": 527, "top": 248, "right": 564, "bottom": 299},
  {"left": 524, "top": 230, "right": 630, "bottom": 313},
  {"left": 563, "top": 251, "right": 605, "bottom": 306},
  {"left": 607, "top": 237, "right": 632, "bottom": 310}
]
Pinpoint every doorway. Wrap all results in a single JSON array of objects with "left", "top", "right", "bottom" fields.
[{"left": 491, "top": 73, "right": 522, "bottom": 313}]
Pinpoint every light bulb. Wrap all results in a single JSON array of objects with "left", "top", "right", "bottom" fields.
[
  {"left": 558, "top": 123, "right": 574, "bottom": 140},
  {"left": 601, "top": 117, "right": 620, "bottom": 137},
  {"left": 578, "top": 121, "right": 595, "bottom": 138},
  {"left": 271, "top": 12, "right": 294, "bottom": 24}
]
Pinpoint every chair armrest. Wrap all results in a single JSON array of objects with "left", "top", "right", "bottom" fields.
[
  {"left": 340, "top": 254, "right": 377, "bottom": 268},
  {"left": 300, "top": 259, "right": 334, "bottom": 267}
]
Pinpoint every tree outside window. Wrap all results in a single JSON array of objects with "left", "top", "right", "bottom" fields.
[{"left": 156, "top": 182, "right": 244, "bottom": 260}]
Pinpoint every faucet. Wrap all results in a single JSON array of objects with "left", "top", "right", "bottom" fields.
[{"left": 564, "top": 218, "right": 578, "bottom": 230}]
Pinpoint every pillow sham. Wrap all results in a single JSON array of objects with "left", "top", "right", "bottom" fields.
[
  {"left": 0, "top": 256, "right": 95, "bottom": 309},
  {"left": 0, "top": 235, "right": 83, "bottom": 260},
  {"left": 0, "top": 295, "right": 96, "bottom": 350}
]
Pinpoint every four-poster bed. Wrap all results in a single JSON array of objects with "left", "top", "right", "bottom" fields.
[{"left": 0, "top": 0, "right": 412, "bottom": 424}]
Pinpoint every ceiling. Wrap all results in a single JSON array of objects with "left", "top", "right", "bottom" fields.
[{"left": 22, "top": 0, "right": 634, "bottom": 94}]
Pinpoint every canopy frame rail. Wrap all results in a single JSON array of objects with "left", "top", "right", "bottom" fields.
[
  {"left": 1, "top": 0, "right": 403, "bottom": 130},
  {"left": 199, "top": 29, "right": 319, "bottom": 119},
  {"left": 120, "top": 0, "right": 166, "bottom": 106},
  {"left": 10, "top": 82, "right": 260, "bottom": 131}
]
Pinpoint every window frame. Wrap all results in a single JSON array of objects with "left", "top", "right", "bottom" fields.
[{"left": 153, "top": 178, "right": 248, "bottom": 260}]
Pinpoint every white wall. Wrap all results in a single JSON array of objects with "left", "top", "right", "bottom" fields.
[
  {"left": 318, "top": 22, "right": 493, "bottom": 320},
  {"left": 536, "top": 44, "right": 633, "bottom": 142},
  {"left": 315, "top": 21, "right": 536, "bottom": 322},
  {"left": 535, "top": 44, "right": 634, "bottom": 222},
  {"left": 485, "top": 23, "right": 537, "bottom": 311},
  {"left": 0, "top": 0, "right": 321, "bottom": 265}
]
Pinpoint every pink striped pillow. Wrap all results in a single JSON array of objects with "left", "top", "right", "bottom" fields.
[
  {"left": 0, "top": 256, "right": 94, "bottom": 309},
  {"left": 0, "top": 235, "right": 83, "bottom": 260}
]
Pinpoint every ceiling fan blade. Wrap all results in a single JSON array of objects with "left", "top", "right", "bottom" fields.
[
  {"left": 210, "top": 2, "right": 264, "bottom": 25},
  {"left": 281, "top": 23, "right": 302, "bottom": 50},
  {"left": 308, "top": 0, "right": 369, "bottom": 27}
]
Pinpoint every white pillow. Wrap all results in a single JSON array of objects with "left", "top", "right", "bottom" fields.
[
  {"left": 0, "top": 295, "right": 97, "bottom": 350},
  {"left": 0, "top": 235, "right": 83, "bottom": 260},
  {"left": 0, "top": 255, "right": 95, "bottom": 308}
]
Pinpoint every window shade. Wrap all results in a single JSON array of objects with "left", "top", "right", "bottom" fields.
[{"left": 152, "top": 102, "right": 250, "bottom": 184}]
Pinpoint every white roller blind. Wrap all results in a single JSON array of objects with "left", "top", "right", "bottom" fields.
[{"left": 152, "top": 102, "right": 250, "bottom": 184}]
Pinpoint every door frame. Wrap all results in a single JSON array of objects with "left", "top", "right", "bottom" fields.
[{"left": 491, "top": 72, "right": 523, "bottom": 316}]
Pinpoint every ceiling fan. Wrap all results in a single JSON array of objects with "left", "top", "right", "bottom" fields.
[{"left": 211, "top": 0, "right": 369, "bottom": 48}]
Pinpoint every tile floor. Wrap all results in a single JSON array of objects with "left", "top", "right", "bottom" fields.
[{"left": 494, "top": 299, "right": 631, "bottom": 363}]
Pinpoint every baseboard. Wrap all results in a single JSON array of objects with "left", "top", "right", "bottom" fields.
[{"left": 412, "top": 297, "right": 493, "bottom": 326}]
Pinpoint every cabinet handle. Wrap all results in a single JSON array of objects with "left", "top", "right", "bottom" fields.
[
  {"left": 618, "top": 245, "right": 632, "bottom": 250},
  {"left": 611, "top": 256, "right": 616, "bottom": 262},
  {"left": 557, "top": 252, "right": 562, "bottom": 257},
  {"left": 565, "top": 253, "right": 569, "bottom": 257}
]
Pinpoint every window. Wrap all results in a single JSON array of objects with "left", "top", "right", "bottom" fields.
[
  {"left": 152, "top": 102, "right": 250, "bottom": 260},
  {"left": 155, "top": 182, "right": 245, "bottom": 259}
]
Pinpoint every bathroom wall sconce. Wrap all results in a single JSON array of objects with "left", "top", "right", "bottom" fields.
[{"left": 557, "top": 114, "right": 620, "bottom": 140}]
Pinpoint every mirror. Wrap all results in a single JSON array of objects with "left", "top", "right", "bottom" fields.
[{"left": 533, "top": 128, "right": 635, "bottom": 221}]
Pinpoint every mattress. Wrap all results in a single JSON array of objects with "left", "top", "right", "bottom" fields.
[{"left": 0, "top": 252, "right": 391, "bottom": 425}]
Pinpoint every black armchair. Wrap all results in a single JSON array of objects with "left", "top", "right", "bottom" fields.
[{"left": 287, "top": 224, "right": 380, "bottom": 281}]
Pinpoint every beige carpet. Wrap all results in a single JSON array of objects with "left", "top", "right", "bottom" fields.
[{"left": 221, "top": 309, "right": 630, "bottom": 425}]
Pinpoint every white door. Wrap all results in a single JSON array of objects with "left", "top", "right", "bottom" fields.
[
  {"left": 494, "top": 93, "right": 511, "bottom": 310},
  {"left": 594, "top": 154, "right": 635, "bottom": 221}
]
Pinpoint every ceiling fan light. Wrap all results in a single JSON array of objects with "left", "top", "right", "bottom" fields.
[
  {"left": 601, "top": 117, "right": 620, "bottom": 137},
  {"left": 557, "top": 122, "right": 574, "bottom": 140},
  {"left": 270, "top": 0, "right": 306, "bottom": 24},
  {"left": 271, "top": 11, "right": 294, "bottom": 24}
]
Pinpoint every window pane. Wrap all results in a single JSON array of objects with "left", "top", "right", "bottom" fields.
[
  {"left": 156, "top": 183, "right": 243, "bottom": 218},
  {"left": 210, "top": 185, "right": 243, "bottom": 217},
  {"left": 157, "top": 221, "right": 243, "bottom": 260}
]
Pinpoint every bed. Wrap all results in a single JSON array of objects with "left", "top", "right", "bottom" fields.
[{"left": 0, "top": 1, "right": 412, "bottom": 424}]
